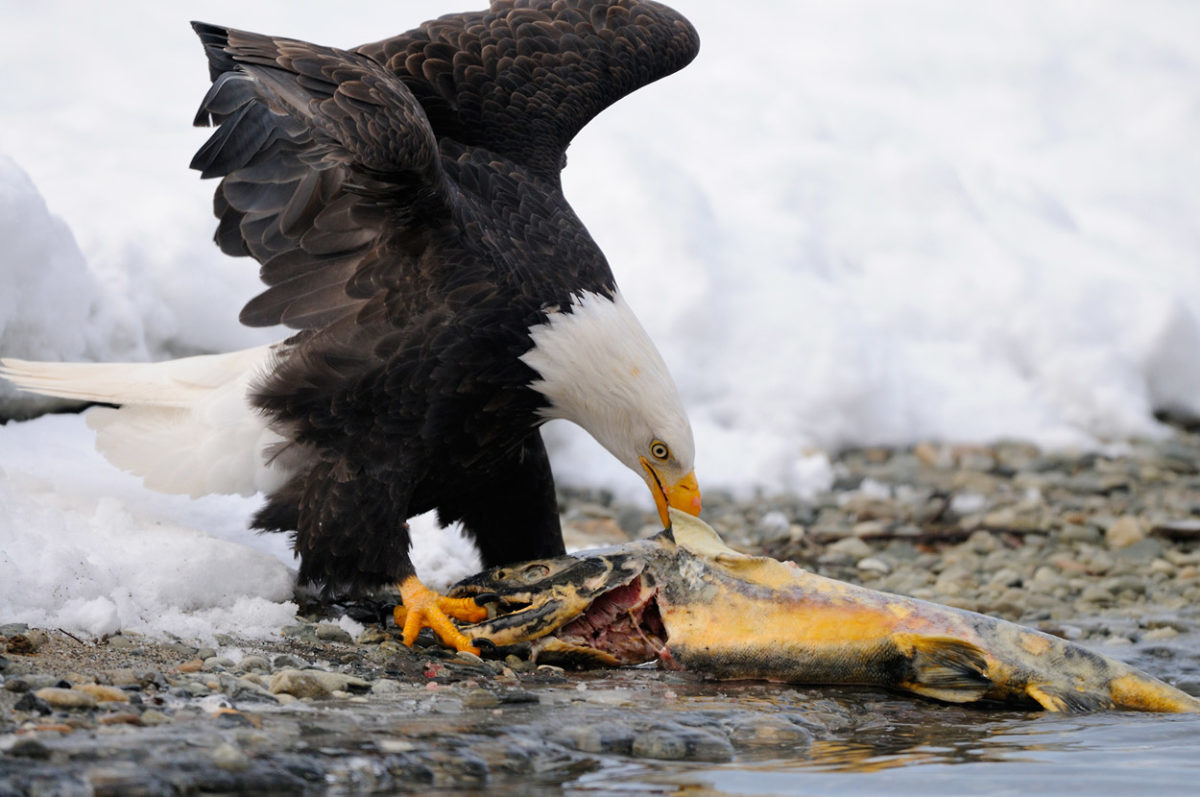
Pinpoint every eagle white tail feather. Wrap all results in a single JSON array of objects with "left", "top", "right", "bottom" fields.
[{"left": 0, "top": 345, "right": 294, "bottom": 498}]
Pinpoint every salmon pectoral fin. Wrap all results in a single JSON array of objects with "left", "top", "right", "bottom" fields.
[
  {"left": 895, "top": 634, "right": 993, "bottom": 704},
  {"left": 1026, "top": 683, "right": 1111, "bottom": 713}
]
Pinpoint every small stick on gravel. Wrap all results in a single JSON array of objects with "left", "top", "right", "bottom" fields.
[{"left": 56, "top": 628, "right": 86, "bottom": 645}]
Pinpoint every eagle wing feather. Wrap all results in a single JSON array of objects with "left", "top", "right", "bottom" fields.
[
  {"left": 191, "top": 22, "right": 449, "bottom": 330},
  {"left": 191, "top": 1, "right": 700, "bottom": 334}
]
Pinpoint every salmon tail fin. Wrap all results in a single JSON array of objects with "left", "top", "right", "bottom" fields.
[
  {"left": 895, "top": 634, "right": 992, "bottom": 704},
  {"left": 1027, "top": 673, "right": 1200, "bottom": 713},
  {"left": 1107, "top": 673, "right": 1200, "bottom": 713}
]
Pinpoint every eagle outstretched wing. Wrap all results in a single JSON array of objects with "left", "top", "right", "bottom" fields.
[
  {"left": 356, "top": 0, "right": 700, "bottom": 179},
  {"left": 191, "top": 22, "right": 448, "bottom": 330},
  {"left": 190, "top": 1, "right": 699, "bottom": 333}
]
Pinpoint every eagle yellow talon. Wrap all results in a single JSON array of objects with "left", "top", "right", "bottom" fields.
[{"left": 395, "top": 576, "right": 487, "bottom": 654}]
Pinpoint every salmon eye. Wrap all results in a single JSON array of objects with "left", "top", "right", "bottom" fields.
[
  {"left": 650, "top": 440, "right": 669, "bottom": 461},
  {"left": 520, "top": 564, "right": 550, "bottom": 583}
]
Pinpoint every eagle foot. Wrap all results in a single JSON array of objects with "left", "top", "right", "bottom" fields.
[{"left": 395, "top": 576, "right": 488, "bottom": 654}]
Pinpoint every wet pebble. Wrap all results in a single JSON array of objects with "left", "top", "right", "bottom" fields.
[
  {"left": 1114, "top": 538, "right": 1164, "bottom": 563},
  {"left": 102, "top": 668, "right": 140, "bottom": 687},
  {"left": 1149, "top": 559, "right": 1177, "bottom": 576},
  {"left": 218, "top": 674, "right": 277, "bottom": 703},
  {"left": 314, "top": 623, "right": 354, "bottom": 643},
  {"left": 99, "top": 711, "right": 145, "bottom": 726},
  {"left": 238, "top": 655, "right": 271, "bottom": 673},
  {"left": 139, "top": 709, "right": 172, "bottom": 726},
  {"left": 1030, "top": 566, "right": 1064, "bottom": 592},
  {"left": 1065, "top": 525, "right": 1099, "bottom": 544},
  {"left": 4, "top": 674, "right": 56, "bottom": 693},
  {"left": 987, "top": 568, "right": 1023, "bottom": 589},
  {"left": 725, "top": 715, "right": 813, "bottom": 748},
  {"left": 6, "top": 737, "right": 51, "bottom": 760},
  {"left": 821, "top": 537, "right": 873, "bottom": 563},
  {"left": 1143, "top": 626, "right": 1179, "bottom": 641},
  {"left": 75, "top": 683, "right": 129, "bottom": 703},
  {"left": 630, "top": 723, "right": 734, "bottom": 762},
  {"left": 269, "top": 669, "right": 370, "bottom": 699},
  {"left": 1105, "top": 516, "right": 1146, "bottom": 549},
  {"left": 356, "top": 626, "right": 392, "bottom": 645},
  {"left": 13, "top": 692, "right": 52, "bottom": 715},
  {"left": 1176, "top": 679, "right": 1200, "bottom": 697},
  {"left": 162, "top": 642, "right": 199, "bottom": 659},
  {"left": 35, "top": 686, "right": 97, "bottom": 709},
  {"left": 555, "top": 720, "right": 637, "bottom": 755},
  {"left": 857, "top": 557, "right": 891, "bottom": 574},
  {"left": 210, "top": 741, "right": 250, "bottom": 771},
  {"left": 1079, "top": 585, "right": 1114, "bottom": 605},
  {"left": 370, "top": 679, "right": 404, "bottom": 696},
  {"left": 105, "top": 634, "right": 142, "bottom": 651}
]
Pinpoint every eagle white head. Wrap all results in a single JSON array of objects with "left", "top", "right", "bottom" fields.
[{"left": 521, "top": 290, "right": 701, "bottom": 527}]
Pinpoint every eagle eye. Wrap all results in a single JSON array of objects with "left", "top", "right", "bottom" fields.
[{"left": 650, "top": 440, "right": 670, "bottom": 461}]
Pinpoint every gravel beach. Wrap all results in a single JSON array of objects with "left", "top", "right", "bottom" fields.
[{"left": 3, "top": 431, "right": 1199, "bottom": 792}]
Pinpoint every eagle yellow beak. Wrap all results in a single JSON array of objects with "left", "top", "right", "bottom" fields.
[{"left": 640, "top": 458, "right": 702, "bottom": 529}]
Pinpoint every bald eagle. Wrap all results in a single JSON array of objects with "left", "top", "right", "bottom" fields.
[{"left": 0, "top": 0, "right": 702, "bottom": 652}]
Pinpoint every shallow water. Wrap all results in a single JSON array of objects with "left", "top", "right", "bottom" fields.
[
  {"left": 570, "top": 696, "right": 1200, "bottom": 796},
  {"left": 574, "top": 629, "right": 1200, "bottom": 796},
  {"left": 3, "top": 628, "right": 1199, "bottom": 795},
  {"left": 566, "top": 629, "right": 1200, "bottom": 796}
]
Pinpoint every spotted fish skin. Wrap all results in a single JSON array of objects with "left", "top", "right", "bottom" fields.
[{"left": 455, "top": 512, "right": 1200, "bottom": 713}]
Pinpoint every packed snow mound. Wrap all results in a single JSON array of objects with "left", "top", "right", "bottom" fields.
[
  {"left": 0, "top": 413, "right": 481, "bottom": 639},
  {"left": 0, "top": 467, "right": 297, "bottom": 639},
  {"left": 0, "top": 157, "right": 147, "bottom": 418}
]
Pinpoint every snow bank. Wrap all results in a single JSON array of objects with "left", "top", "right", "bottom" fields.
[
  {"left": 551, "top": 0, "right": 1200, "bottom": 496},
  {"left": 0, "top": 157, "right": 147, "bottom": 418},
  {"left": 2, "top": 1, "right": 1199, "bottom": 638},
  {"left": 0, "top": 470, "right": 297, "bottom": 639},
  {"left": 0, "top": 413, "right": 481, "bottom": 639}
]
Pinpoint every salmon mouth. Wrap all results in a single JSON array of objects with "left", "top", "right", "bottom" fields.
[
  {"left": 452, "top": 558, "right": 671, "bottom": 668},
  {"left": 536, "top": 577, "right": 668, "bottom": 667},
  {"left": 451, "top": 549, "right": 668, "bottom": 666}
]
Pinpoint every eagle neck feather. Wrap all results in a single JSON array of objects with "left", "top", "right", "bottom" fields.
[{"left": 520, "top": 290, "right": 689, "bottom": 471}]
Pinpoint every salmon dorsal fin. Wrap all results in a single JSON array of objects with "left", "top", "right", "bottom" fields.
[
  {"left": 668, "top": 508, "right": 742, "bottom": 559},
  {"left": 668, "top": 509, "right": 804, "bottom": 588},
  {"left": 894, "top": 634, "right": 993, "bottom": 704}
]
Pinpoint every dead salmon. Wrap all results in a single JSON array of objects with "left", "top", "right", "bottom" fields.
[{"left": 453, "top": 510, "right": 1200, "bottom": 713}]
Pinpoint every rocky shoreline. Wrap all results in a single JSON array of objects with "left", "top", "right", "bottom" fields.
[
  {"left": 720, "top": 434, "right": 1200, "bottom": 630},
  {"left": 3, "top": 432, "right": 1200, "bottom": 793}
]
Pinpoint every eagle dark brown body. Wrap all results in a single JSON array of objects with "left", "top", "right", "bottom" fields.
[{"left": 188, "top": 2, "right": 701, "bottom": 596}]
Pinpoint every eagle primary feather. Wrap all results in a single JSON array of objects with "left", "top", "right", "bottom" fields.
[{"left": 0, "top": 1, "right": 703, "bottom": 652}]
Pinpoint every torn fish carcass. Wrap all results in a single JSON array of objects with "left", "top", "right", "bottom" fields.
[{"left": 453, "top": 511, "right": 1200, "bottom": 713}]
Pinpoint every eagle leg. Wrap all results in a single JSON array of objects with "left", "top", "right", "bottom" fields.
[{"left": 395, "top": 575, "right": 488, "bottom": 654}]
